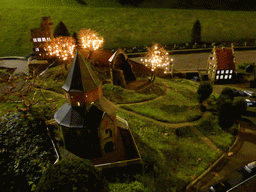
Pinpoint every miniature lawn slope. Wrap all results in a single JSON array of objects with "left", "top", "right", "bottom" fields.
[
  {"left": 34, "top": 64, "right": 166, "bottom": 103},
  {"left": 2, "top": 3, "right": 256, "bottom": 56},
  {"left": 116, "top": 109, "right": 221, "bottom": 191},
  {"left": 120, "top": 78, "right": 203, "bottom": 123}
]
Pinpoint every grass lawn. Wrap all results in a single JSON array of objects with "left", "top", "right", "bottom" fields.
[
  {"left": 0, "top": 70, "right": 236, "bottom": 191},
  {"left": 196, "top": 112, "right": 237, "bottom": 151},
  {"left": 116, "top": 109, "right": 221, "bottom": 191},
  {"left": 2, "top": 2, "right": 256, "bottom": 57},
  {"left": 120, "top": 78, "right": 202, "bottom": 123}
]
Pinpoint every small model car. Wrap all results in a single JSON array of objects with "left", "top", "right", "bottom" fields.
[{"left": 209, "top": 181, "right": 231, "bottom": 192}]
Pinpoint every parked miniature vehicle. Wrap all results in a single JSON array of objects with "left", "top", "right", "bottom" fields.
[
  {"left": 209, "top": 181, "right": 231, "bottom": 192},
  {"left": 244, "top": 161, "right": 256, "bottom": 174},
  {"left": 245, "top": 99, "right": 256, "bottom": 107},
  {"left": 232, "top": 88, "right": 246, "bottom": 97},
  {"left": 244, "top": 90, "right": 255, "bottom": 97},
  {"left": 237, "top": 161, "right": 256, "bottom": 182}
]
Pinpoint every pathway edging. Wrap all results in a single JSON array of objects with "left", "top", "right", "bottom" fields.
[{"left": 186, "top": 123, "right": 244, "bottom": 191}]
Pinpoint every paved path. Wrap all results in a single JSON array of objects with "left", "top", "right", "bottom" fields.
[{"left": 0, "top": 59, "right": 28, "bottom": 74}]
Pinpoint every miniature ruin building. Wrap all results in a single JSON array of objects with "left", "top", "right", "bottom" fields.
[
  {"left": 54, "top": 51, "right": 141, "bottom": 167},
  {"left": 207, "top": 45, "right": 235, "bottom": 83},
  {"left": 109, "top": 48, "right": 136, "bottom": 88},
  {"left": 30, "top": 16, "right": 54, "bottom": 59}
]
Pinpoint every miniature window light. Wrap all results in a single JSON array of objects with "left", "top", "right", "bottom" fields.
[
  {"left": 230, "top": 70, "right": 233, "bottom": 74},
  {"left": 229, "top": 75, "right": 232, "bottom": 79},
  {"left": 35, "top": 47, "right": 39, "bottom": 52},
  {"left": 217, "top": 70, "right": 220, "bottom": 74},
  {"left": 225, "top": 75, "right": 228, "bottom": 79},
  {"left": 47, "top": 37, "right": 50, "bottom": 41},
  {"left": 226, "top": 70, "right": 229, "bottom": 74},
  {"left": 42, "top": 37, "right": 46, "bottom": 42},
  {"left": 216, "top": 75, "right": 219, "bottom": 80},
  {"left": 38, "top": 38, "right": 42, "bottom": 42},
  {"left": 220, "top": 75, "right": 223, "bottom": 79},
  {"left": 221, "top": 70, "right": 225, "bottom": 74},
  {"left": 33, "top": 38, "right": 37, "bottom": 42}
]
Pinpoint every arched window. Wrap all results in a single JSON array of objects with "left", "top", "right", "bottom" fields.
[{"left": 105, "top": 129, "right": 112, "bottom": 137}]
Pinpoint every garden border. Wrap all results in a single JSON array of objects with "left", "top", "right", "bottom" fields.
[{"left": 186, "top": 123, "right": 244, "bottom": 191}]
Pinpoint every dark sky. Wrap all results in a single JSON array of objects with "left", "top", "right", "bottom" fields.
[{"left": 124, "top": 0, "right": 256, "bottom": 10}]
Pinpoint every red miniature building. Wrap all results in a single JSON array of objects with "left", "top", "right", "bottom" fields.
[{"left": 208, "top": 45, "right": 235, "bottom": 83}]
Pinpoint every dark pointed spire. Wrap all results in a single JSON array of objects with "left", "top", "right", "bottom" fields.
[{"left": 62, "top": 51, "right": 101, "bottom": 93}]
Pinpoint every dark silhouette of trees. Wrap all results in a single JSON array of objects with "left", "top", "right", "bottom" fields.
[
  {"left": 191, "top": 19, "right": 201, "bottom": 44},
  {"left": 75, "top": 0, "right": 87, "bottom": 5},
  {"left": 36, "top": 158, "right": 109, "bottom": 192},
  {"left": 218, "top": 101, "right": 235, "bottom": 130},
  {"left": 72, "top": 32, "right": 78, "bottom": 44},
  {"left": 197, "top": 81, "right": 212, "bottom": 109},
  {"left": 117, "top": 0, "right": 144, "bottom": 6},
  {"left": 54, "top": 21, "right": 70, "bottom": 38},
  {"left": 220, "top": 87, "right": 234, "bottom": 101},
  {"left": 233, "top": 99, "right": 247, "bottom": 119}
]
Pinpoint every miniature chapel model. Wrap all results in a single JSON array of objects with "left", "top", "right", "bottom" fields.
[
  {"left": 54, "top": 51, "right": 125, "bottom": 162},
  {"left": 207, "top": 45, "right": 235, "bottom": 83}
]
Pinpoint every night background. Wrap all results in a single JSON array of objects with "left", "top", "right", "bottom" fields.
[{"left": 112, "top": 0, "right": 256, "bottom": 10}]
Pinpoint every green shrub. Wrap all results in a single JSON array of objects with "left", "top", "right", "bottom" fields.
[
  {"left": 36, "top": 158, "right": 109, "bottom": 192},
  {"left": 233, "top": 98, "right": 247, "bottom": 119},
  {"left": 110, "top": 181, "right": 145, "bottom": 192},
  {"left": 175, "top": 126, "right": 194, "bottom": 137},
  {"left": 220, "top": 87, "right": 234, "bottom": 101},
  {"left": 0, "top": 111, "right": 55, "bottom": 191},
  {"left": 215, "top": 94, "right": 232, "bottom": 112},
  {"left": 238, "top": 62, "right": 254, "bottom": 70},
  {"left": 197, "top": 81, "right": 213, "bottom": 106},
  {"left": 198, "top": 117, "right": 215, "bottom": 132},
  {"left": 218, "top": 101, "right": 235, "bottom": 130}
]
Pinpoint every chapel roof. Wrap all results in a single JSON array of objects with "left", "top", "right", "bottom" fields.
[{"left": 62, "top": 51, "right": 102, "bottom": 93}]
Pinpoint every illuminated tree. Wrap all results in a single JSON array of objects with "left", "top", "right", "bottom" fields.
[
  {"left": 40, "top": 36, "right": 76, "bottom": 69},
  {"left": 77, "top": 28, "right": 104, "bottom": 59},
  {"left": 141, "top": 43, "right": 171, "bottom": 82}
]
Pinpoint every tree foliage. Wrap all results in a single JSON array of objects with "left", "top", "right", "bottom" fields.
[
  {"left": 117, "top": 0, "right": 145, "bottom": 6},
  {"left": 197, "top": 81, "right": 213, "bottom": 106},
  {"left": 54, "top": 21, "right": 70, "bottom": 37},
  {"left": 217, "top": 100, "right": 235, "bottom": 130},
  {"left": 0, "top": 112, "right": 56, "bottom": 191},
  {"left": 191, "top": 19, "right": 201, "bottom": 44},
  {"left": 220, "top": 87, "right": 234, "bottom": 101},
  {"left": 233, "top": 99, "right": 247, "bottom": 119},
  {"left": 36, "top": 158, "right": 109, "bottom": 192}
]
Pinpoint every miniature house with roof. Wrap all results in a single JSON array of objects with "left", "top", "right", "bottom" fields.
[
  {"left": 54, "top": 51, "right": 141, "bottom": 167},
  {"left": 30, "top": 16, "right": 54, "bottom": 59},
  {"left": 207, "top": 45, "right": 235, "bottom": 83},
  {"left": 108, "top": 48, "right": 136, "bottom": 88}
]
